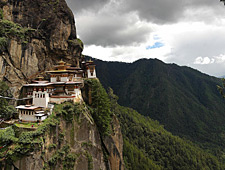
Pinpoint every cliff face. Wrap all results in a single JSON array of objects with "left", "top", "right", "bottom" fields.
[
  {"left": 0, "top": 1, "right": 124, "bottom": 169},
  {"left": 103, "top": 116, "right": 124, "bottom": 170},
  {"left": 0, "top": 0, "right": 83, "bottom": 96},
  {"left": 1, "top": 103, "right": 124, "bottom": 170}
]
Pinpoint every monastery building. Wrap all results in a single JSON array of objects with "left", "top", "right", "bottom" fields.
[{"left": 16, "top": 59, "right": 96, "bottom": 122}]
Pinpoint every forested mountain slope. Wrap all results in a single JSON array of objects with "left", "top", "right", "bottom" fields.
[
  {"left": 87, "top": 79, "right": 225, "bottom": 170},
  {"left": 93, "top": 58, "right": 225, "bottom": 155},
  {"left": 115, "top": 104, "right": 224, "bottom": 170}
]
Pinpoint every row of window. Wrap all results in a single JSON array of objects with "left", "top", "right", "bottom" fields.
[
  {"left": 52, "top": 75, "right": 83, "bottom": 82},
  {"left": 35, "top": 93, "right": 46, "bottom": 98},
  {"left": 34, "top": 88, "right": 45, "bottom": 92},
  {"left": 27, "top": 89, "right": 53, "bottom": 95},
  {"left": 20, "top": 111, "right": 43, "bottom": 120},
  {"left": 33, "top": 88, "right": 55, "bottom": 92},
  {"left": 20, "top": 110, "right": 34, "bottom": 115}
]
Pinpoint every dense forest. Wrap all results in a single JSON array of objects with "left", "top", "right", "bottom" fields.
[
  {"left": 93, "top": 57, "right": 225, "bottom": 158},
  {"left": 89, "top": 79, "right": 225, "bottom": 169}
]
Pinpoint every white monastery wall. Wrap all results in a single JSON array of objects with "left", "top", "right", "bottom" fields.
[
  {"left": 87, "top": 69, "right": 96, "bottom": 78},
  {"left": 51, "top": 77, "right": 56, "bottom": 82},
  {"left": 19, "top": 111, "right": 36, "bottom": 122},
  {"left": 50, "top": 97, "right": 74, "bottom": 104},
  {"left": 61, "top": 77, "right": 68, "bottom": 82},
  {"left": 33, "top": 91, "right": 49, "bottom": 107}
]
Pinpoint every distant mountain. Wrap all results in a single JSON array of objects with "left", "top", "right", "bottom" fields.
[{"left": 93, "top": 57, "right": 225, "bottom": 155}]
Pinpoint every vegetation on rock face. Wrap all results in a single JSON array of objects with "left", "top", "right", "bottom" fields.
[
  {"left": 0, "top": 102, "right": 69, "bottom": 164},
  {"left": 0, "top": 99, "right": 110, "bottom": 169},
  {"left": 0, "top": 126, "right": 17, "bottom": 146},
  {"left": 85, "top": 79, "right": 112, "bottom": 137},
  {"left": 94, "top": 58, "right": 225, "bottom": 158},
  {"left": 68, "top": 38, "right": 84, "bottom": 50},
  {"left": 0, "top": 81, "right": 16, "bottom": 119},
  {"left": 0, "top": 19, "right": 34, "bottom": 50},
  {"left": 0, "top": 112, "right": 59, "bottom": 162}
]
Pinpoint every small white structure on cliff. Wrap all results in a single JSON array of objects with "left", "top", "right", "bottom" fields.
[
  {"left": 16, "top": 105, "right": 47, "bottom": 122},
  {"left": 85, "top": 60, "right": 96, "bottom": 79},
  {"left": 16, "top": 59, "right": 97, "bottom": 122}
]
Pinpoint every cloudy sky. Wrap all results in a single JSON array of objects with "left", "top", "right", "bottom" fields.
[{"left": 66, "top": 0, "right": 225, "bottom": 77}]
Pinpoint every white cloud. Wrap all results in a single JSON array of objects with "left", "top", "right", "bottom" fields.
[
  {"left": 83, "top": 41, "right": 171, "bottom": 63},
  {"left": 214, "top": 54, "right": 225, "bottom": 64},
  {"left": 194, "top": 54, "right": 225, "bottom": 65},
  {"left": 194, "top": 57, "right": 214, "bottom": 65}
]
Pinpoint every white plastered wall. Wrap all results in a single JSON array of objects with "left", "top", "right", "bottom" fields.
[
  {"left": 33, "top": 91, "right": 49, "bottom": 107},
  {"left": 87, "top": 69, "right": 96, "bottom": 78},
  {"left": 19, "top": 110, "right": 36, "bottom": 122}
]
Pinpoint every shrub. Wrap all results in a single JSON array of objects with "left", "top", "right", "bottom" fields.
[{"left": 0, "top": 126, "right": 18, "bottom": 145}]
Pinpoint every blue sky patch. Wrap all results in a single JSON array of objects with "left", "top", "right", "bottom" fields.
[{"left": 146, "top": 42, "right": 164, "bottom": 50}]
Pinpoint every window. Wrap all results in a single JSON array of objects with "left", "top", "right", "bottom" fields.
[
  {"left": 43, "top": 94, "right": 45, "bottom": 98},
  {"left": 56, "top": 76, "right": 60, "bottom": 82}
]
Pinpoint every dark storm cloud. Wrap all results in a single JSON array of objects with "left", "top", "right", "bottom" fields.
[
  {"left": 67, "top": 0, "right": 225, "bottom": 24},
  {"left": 65, "top": 0, "right": 109, "bottom": 13},
  {"left": 76, "top": 14, "right": 151, "bottom": 47},
  {"left": 122, "top": 0, "right": 225, "bottom": 23},
  {"left": 122, "top": 0, "right": 186, "bottom": 23}
]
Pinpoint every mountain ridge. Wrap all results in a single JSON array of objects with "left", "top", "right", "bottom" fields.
[{"left": 92, "top": 56, "right": 225, "bottom": 155}]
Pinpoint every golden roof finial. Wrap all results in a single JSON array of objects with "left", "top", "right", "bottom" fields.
[{"left": 58, "top": 59, "right": 66, "bottom": 65}]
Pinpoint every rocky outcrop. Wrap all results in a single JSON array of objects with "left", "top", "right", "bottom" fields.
[
  {"left": 0, "top": 0, "right": 83, "bottom": 96},
  {"left": 103, "top": 116, "right": 125, "bottom": 170}
]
